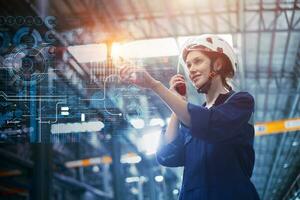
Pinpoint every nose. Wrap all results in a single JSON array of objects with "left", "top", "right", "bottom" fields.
[
  {"left": 189, "top": 64, "right": 198, "bottom": 75},
  {"left": 188, "top": 64, "right": 198, "bottom": 79}
]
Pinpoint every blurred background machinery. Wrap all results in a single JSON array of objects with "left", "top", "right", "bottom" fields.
[{"left": 0, "top": 0, "right": 299, "bottom": 199}]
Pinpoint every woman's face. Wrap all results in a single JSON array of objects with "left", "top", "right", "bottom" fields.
[{"left": 185, "top": 51, "right": 212, "bottom": 89}]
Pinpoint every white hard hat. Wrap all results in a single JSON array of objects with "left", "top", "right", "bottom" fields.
[{"left": 180, "top": 34, "right": 237, "bottom": 77}]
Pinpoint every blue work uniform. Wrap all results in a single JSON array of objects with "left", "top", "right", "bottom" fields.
[{"left": 156, "top": 90, "right": 260, "bottom": 200}]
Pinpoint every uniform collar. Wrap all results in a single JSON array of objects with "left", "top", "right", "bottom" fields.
[{"left": 202, "top": 90, "right": 235, "bottom": 107}]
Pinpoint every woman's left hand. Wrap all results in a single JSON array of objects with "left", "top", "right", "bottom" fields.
[{"left": 119, "top": 65, "right": 159, "bottom": 89}]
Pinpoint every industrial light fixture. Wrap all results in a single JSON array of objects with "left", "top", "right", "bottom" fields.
[
  {"left": 126, "top": 176, "right": 147, "bottom": 184},
  {"left": 292, "top": 141, "right": 298, "bottom": 146},
  {"left": 129, "top": 118, "right": 145, "bottom": 129},
  {"left": 68, "top": 44, "right": 107, "bottom": 63},
  {"left": 68, "top": 34, "right": 232, "bottom": 62},
  {"left": 130, "top": 187, "right": 139, "bottom": 195},
  {"left": 92, "top": 165, "right": 100, "bottom": 173},
  {"left": 149, "top": 118, "right": 165, "bottom": 127},
  {"left": 173, "top": 189, "right": 179, "bottom": 195},
  {"left": 154, "top": 175, "right": 164, "bottom": 182},
  {"left": 65, "top": 153, "right": 141, "bottom": 168},
  {"left": 139, "top": 129, "right": 161, "bottom": 155},
  {"left": 112, "top": 38, "right": 179, "bottom": 58},
  {"left": 121, "top": 153, "right": 142, "bottom": 164},
  {"left": 125, "top": 176, "right": 140, "bottom": 183}
]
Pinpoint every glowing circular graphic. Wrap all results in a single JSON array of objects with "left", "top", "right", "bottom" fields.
[
  {"left": 45, "top": 31, "right": 56, "bottom": 43},
  {"left": 124, "top": 100, "right": 143, "bottom": 120},
  {"left": 44, "top": 16, "right": 57, "bottom": 29},
  {"left": 6, "top": 16, "right": 15, "bottom": 25},
  {"left": 16, "top": 16, "right": 25, "bottom": 25},
  {"left": 13, "top": 27, "right": 42, "bottom": 48},
  {"left": 7, "top": 45, "right": 50, "bottom": 84},
  {"left": 46, "top": 46, "right": 56, "bottom": 56},
  {"left": 48, "top": 46, "right": 56, "bottom": 54},
  {"left": 34, "top": 16, "right": 43, "bottom": 26},
  {"left": 0, "top": 16, "right": 5, "bottom": 25},
  {"left": 25, "top": 16, "right": 34, "bottom": 26},
  {"left": 0, "top": 32, "right": 10, "bottom": 54},
  {"left": 0, "top": 55, "right": 4, "bottom": 67},
  {"left": 3, "top": 54, "right": 14, "bottom": 68},
  {"left": 122, "top": 86, "right": 144, "bottom": 119}
]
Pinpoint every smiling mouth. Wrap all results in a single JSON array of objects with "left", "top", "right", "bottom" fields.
[{"left": 192, "top": 75, "right": 201, "bottom": 82}]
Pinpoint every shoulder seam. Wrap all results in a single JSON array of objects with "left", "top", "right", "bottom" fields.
[{"left": 224, "top": 91, "right": 254, "bottom": 104}]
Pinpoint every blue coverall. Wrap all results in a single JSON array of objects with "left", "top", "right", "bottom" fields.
[{"left": 156, "top": 90, "right": 260, "bottom": 200}]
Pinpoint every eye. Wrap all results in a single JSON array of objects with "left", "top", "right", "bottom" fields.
[
  {"left": 194, "top": 58, "right": 203, "bottom": 64},
  {"left": 186, "top": 63, "right": 191, "bottom": 69}
]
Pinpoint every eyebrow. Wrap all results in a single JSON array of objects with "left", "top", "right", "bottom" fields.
[{"left": 186, "top": 56, "right": 202, "bottom": 65}]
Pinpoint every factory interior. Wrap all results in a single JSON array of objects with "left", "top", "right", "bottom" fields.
[{"left": 0, "top": 0, "right": 299, "bottom": 199}]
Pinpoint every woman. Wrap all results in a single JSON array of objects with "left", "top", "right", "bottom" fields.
[{"left": 120, "top": 34, "right": 260, "bottom": 200}]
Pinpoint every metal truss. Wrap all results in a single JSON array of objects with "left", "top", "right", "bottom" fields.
[{"left": 283, "top": 172, "right": 300, "bottom": 200}]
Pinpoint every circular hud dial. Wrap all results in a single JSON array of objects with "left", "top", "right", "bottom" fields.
[
  {"left": 7, "top": 45, "right": 50, "bottom": 84},
  {"left": 13, "top": 27, "right": 42, "bottom": 48}
]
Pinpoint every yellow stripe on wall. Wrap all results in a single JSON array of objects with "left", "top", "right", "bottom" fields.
[{"left": 255, "top": 118, "right": 300, "bottom": 136}]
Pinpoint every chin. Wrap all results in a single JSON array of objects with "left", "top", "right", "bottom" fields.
[
  {"left": 192, "top": 79, "right": 205, "bottom": 89},
  {"left": 193, "top": 82, "right": 203, "bottom": 90}
]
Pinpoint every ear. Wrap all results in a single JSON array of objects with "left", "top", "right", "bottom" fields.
[{"left": 213, "top": 57, "right": 224, "bottom": 72}]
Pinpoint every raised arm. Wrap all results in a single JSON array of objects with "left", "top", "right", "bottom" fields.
[
  {"left": 164, "top": 112, "right": 180, "bottom": 143},
  {"left": 119, "top": 66, "right": 191, "bottom": 127}
]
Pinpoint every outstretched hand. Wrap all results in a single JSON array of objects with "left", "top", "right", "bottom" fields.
[
  {"left": 120, "top": 65, "right": 190, "bottom": 127},
  {"left": 119, "top": 65, "right": 159, "bottom": 89}
]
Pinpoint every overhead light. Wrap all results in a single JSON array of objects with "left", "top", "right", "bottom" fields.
[
  {"left": 125, "top": 176, "right": 147, "bottom": 184},
  {"left": 130, "top": 187, "right": 139, "bottom": 195},
  {"left": 154, "top": 175, "right": 164, "bottom": 182},
  {"left": 111, "top": 43, "right": 123, "bottom": 59},
  {"left": 149, "top": 118, "right": 165, "bottom": 127},
  {"left": 51, "top": 121, "right": 104, "bottom": 134},
  {"left": 112, "top": 38, "right": 179, "bottom": 59},
  {"left": 139, "top": 129, "right": 161, "bottom": 155},
  {"left": 65, "top": 156, "right": 112, "bottom": 168},
  {"left": 130, "top": 118, "right": 145, "bottom": 129},
  {"left": 68, "top": 44, "right": 107, "bottom": 63},
  {"left": 92, "top": 165, "right": 100, "bottom": 173},
  {"left": 121, "top": 153, "right": 142, "bottom": 164},
  {"left": 126, "top": 176, "right": 140, "bottom": 183},
  {"left": 172, "top": 189, "right": 179, "bottom": 195},
  {"left": 67, "top": 34, "right": 233, "bottom": 63},
  {"left": 292, "top": 141, "right": 298, "bottom": 146}
]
